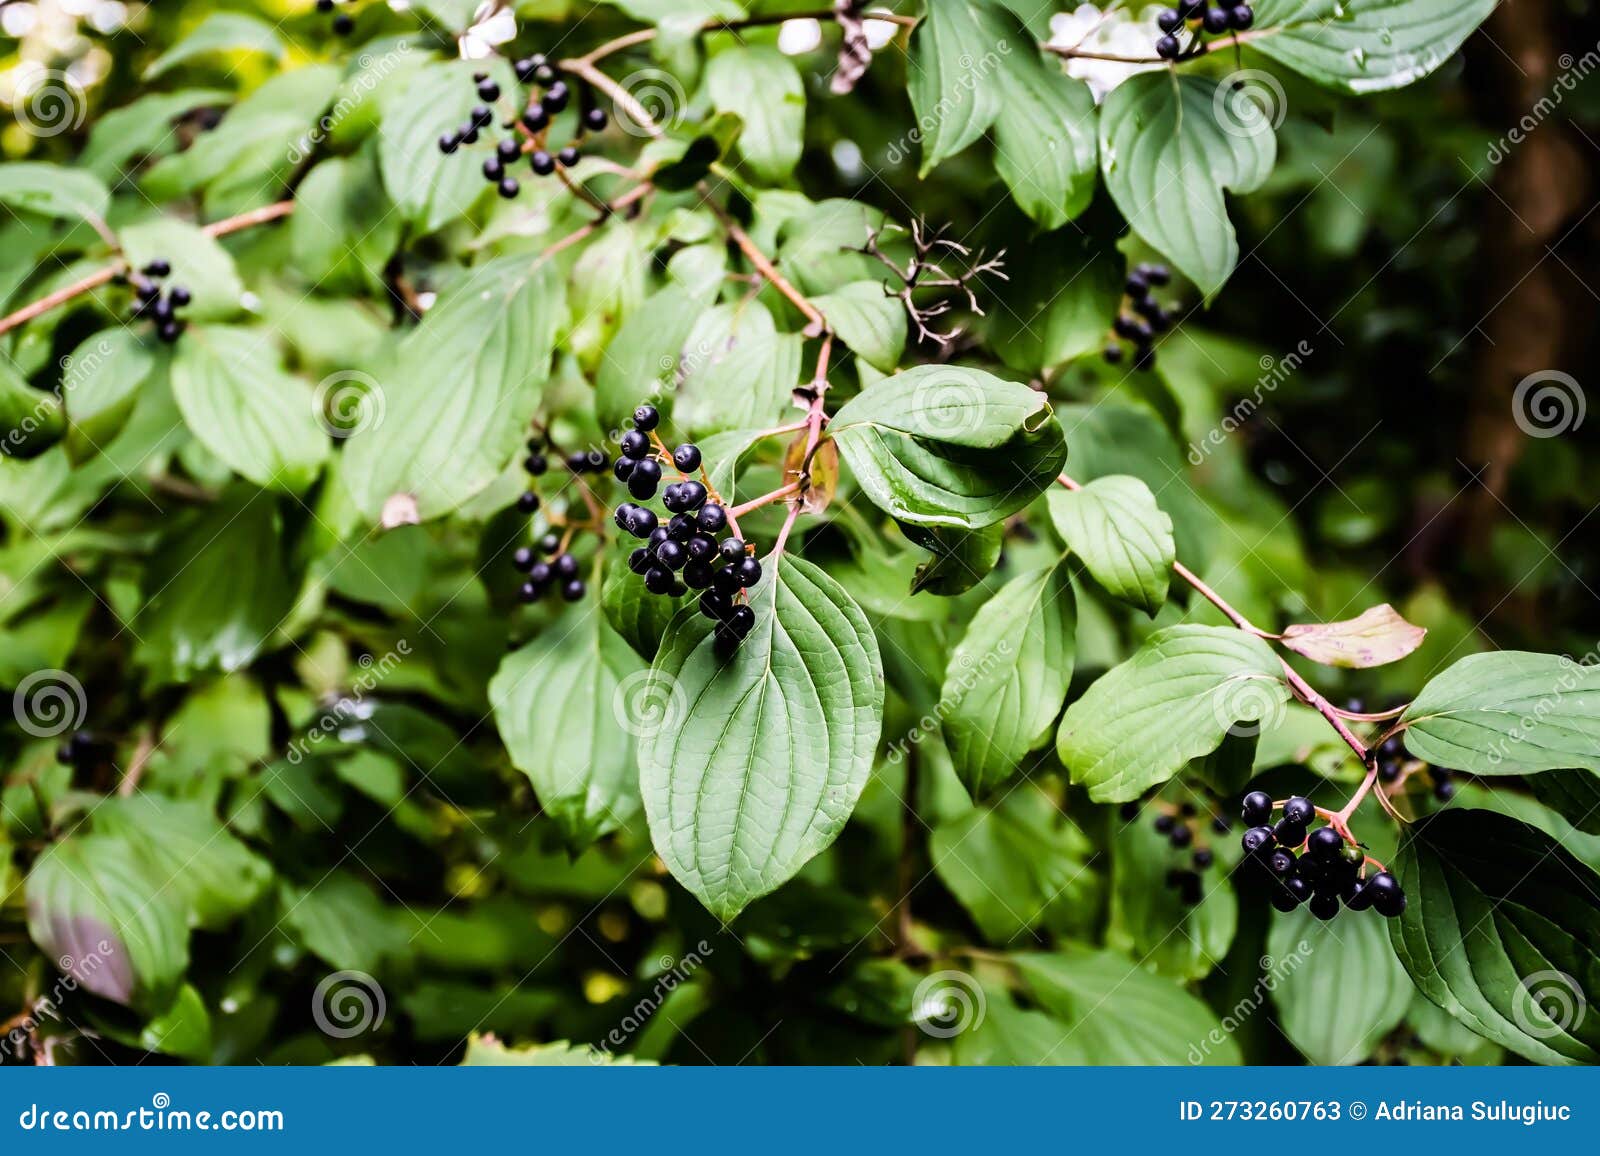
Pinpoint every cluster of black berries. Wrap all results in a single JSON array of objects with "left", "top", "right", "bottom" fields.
[
  {"left": 1154, "top": 1, "right": 1254, "bottom": 59},
  {"left": 436, "top": 55, "right": 608, "bottom": 200},
  {"left": 314, "top": 0, "right": 354, "bottom": 37},
  {"left": 126, "top": 259, "right": 190, "bottom": 343},
  {"left": 1238, "top": 791, "right": 1406, "bottom": 920},
  {"left": 1122, "top": 800, "right": 1226, "bottom": 906},
  {"left": 611, "top": 405, "right": 760, "bottom": 655},
  {"left": 1103, "top": 264, "right": 1176, "bottom": 371},
  {"left": 508, "top": 435, "right": 587, "bottom": 603}
]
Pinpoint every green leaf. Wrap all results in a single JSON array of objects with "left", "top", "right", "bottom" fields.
[
  {"left": 1015, "top": 947, "right": 1243, "bottom": 1064},
  {"left": 991, "top": 42, "right": 1097, "bottom": 229},
  {"left": 949, "top": 991, "right": 1089, "bottom": 1065},
  {"left": 1391, "top": 808, "right": 1600, "bottom": 1064},
  {"left": 0, "top": 358, "right": 64, "bottom": 459},
  {"left": 378, "top": 60, "right": 498, "bottom": 232},
  {"left": 902, "top": 522, "right": 1003, "bottom": 597},
  {"left": 143, "top": 12, "right": 287, "bottom": 79},
  {"left": 829, "top": 365, "right": 1067, "bottom": 530},
  {"left": 1280, "top": 603, "right": 1427, "bottom": 668},
  {"left": 942, "top": 559, "right": 1076, "bottom": 798},
  {"left": 489, "top": 608, "right": 646, "bottom": 851},
  {"left": 1048, "top": 476, "right": 1174, "bottom": 616},
  {"left": 704, "top": 46, "right": 805, "bottom": 182},
  {"left": 135, "top": 490, "right": 298, "bottom": 684},
  {"left": 595, "top": 285, "right": 700, "bottom": 435},
  {"left": 929, "top": 786, "right": 1099, "bottom": 943},
  {"left": 1108, "top": 801, "right": 1237, "bottom": 979},
  {"left": 811, "top": 282, "right": 907, "bottom": 373},
  {"left": 290, "top": 150, "right": 401, "bottom": 295},
  {"left": 640, "top": 554, "right": 884, "bottom": 921},
  {"left": 118, "top": 217, "right": 244, "bottom": 322},
  {"left": 1400, "top": 651, "right": 1600, "bottom": 775},
  {"left": 1528, "top": 769, "right": 1600, "bottom": 836},
  {"left": 991, "top": 235, "right": 1120, "bottom": 374},
  {"left": 1100, "top": 73, "right": 1277, "bottom": 300},
  {"left": 0, "top": 162, "right": 110, "bottom": 223},
  {"left": 907, "top": 0, "right": 1007, "bottom": 174},
  {"left": 1252, "top": 0, "right": 1497, "bottom": 94},
  {"left": 343, "top": 257, "right": 564, "bottom": 523},
  {"left": 1058, "top": 625, "right": 1289, "bottom": 802},
  {"left": 602, "top": 557, "right": 688, "bottom": 662},
  {"left": 61, "top": 329, "right": 158, "bottom": 464},
  {"left": 280, "top": 874, "right": 407, "bottom": 975},
  {"left": 80, "top": 89, "right": 230, "bottom": 180},
  {"left": 26, "top": 834, "right": 189, "bottom": 1011},
  {"left": 673, "top": 301, "right": 802, "bottom": 436},
  {"left": 171, "top": 327, "right": 329, "bottom": 492},
  {"left": 92, "top": 796, "right": 272, "bottom": 930},
  {"left": 140, "top": 983, "right": 213, "bottom": 1061},
  {"left": 1268, "top": 905, "right": 1413, "bottom": 1064}
]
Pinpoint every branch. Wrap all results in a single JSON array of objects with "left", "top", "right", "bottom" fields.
[
  {"left": 0, "top": 200, "right": 294, "bottom": 339},
  {"left": 569, "top": 8, "right": 917, "bottom": 67}
]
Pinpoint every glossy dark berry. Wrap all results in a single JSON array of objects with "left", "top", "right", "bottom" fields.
[
  {"left": 460, "top": 125, "right": 480, "bottom": 144},
  {"left": 1202, "top": 6, "right": 1230, "bottom": 32},
  {"left": 483, "top": 156, "right": 504, "bottom": 181},
  {"left": 533, "top": 63, "right": 557, "bottom": 86},
  {"left": 514, "top": 56, "right": 541, "bottom": 82},
  {"left": 525, "top": 452, "right": 548, "bottom": 475},
  {"left": 1241, "top": 791, "right": 1272, "bottom": 826},
  {"left": 585, "top": 448, "right": 608, "bottom": 471},
  {"left": 683, "top": 559, "right": 716, "bottom": 589},
  {"left": 1270, "top": 886, "right": 1300, "bottom": 913},
  {"left": 512, "top": 546, "right": 536, "bottom": 571},
  {"left": 471, "top": 105, "right": 493, "bottom": 129},
  {"left": 517, "top": 581, "right": 542, "bottom": 603},
  {"left": 1193, "top": 848, "right": 1214, "bottom": 869},
  {"left": 1266, "top": 848, "right": 1295, "bottom": 876},
  {"left": 712, "top": 565, "right": 744, "bottom": 597},
  {"left": 557, "top": 146, "right": 579, "bottom": 167},
  {"left": 157, "top": 320, "right": 184, "bottom": 343},
  {"left": 628, "top": 507, "right": 659, "bottom": 538},
  {"left": 521, "top": 105, "right": 549, "bottom": 133},
  {"left": 1211, "top": 815, "right": 1231, "bottom": 835},
  {"left": 672, "top": 443, "right": 702, "bottom": 472},
  {"left": 700, "top": 591, "right": 732, "bottom": 620},
  {"left": 736, "top": 556, "right": 762, "bottom": 588},
  {"left": 498, "top": 177, "right": 520, "bottom": 199},
  {"left": 620, "top": 430, "right": 650, "bottom": 458},
  {"left": 1241, "top": 826, "right": 1275, "bottom": 855},
  {"left": 644, "top": 566, "right": 675, "bottom": 595},
  {"left": 655, "top": 540, "right": 686, "bottom": 570},
  {"left": 1282, "top": 796, "right": 1315, "bottom": 825},
  {"left": 478, "top": 80, "right": 501, "bottom": 102},
  {"left": 613, "top": 456, "right": 637, "bottom": 482},
  {"left": 1365, "top": 872, "right": 1406, "bottom": 918},
  {"left": 1229, "top": 3, "right": 1254, "bottom": 29},
  {"left": 1434, "top": 779, "right": 1457, "bottom": 802},
  {"left": 134, "top": 277, "right": 160, "bottom": 300},
  {"left": 727, "top": 605, "right": 755, "bottom": 637},
  {"left": 1169, "top": 825, "right": 1194, "bottom": 850},
  {"left": 516, "top": 491, "right": 540, "bottom": 514},
  {"left": 167, "top": 285, "right": 191, "bottom": 307},
  {"left": 1102, "top": 343, "right": 1125, "bottom": 365},
  {"left": 1309, "top": 892, "right": 1341, "bottom": 920},
  {"left": 629, "top": 459, "right": 662, "bottom": 499},
  {"left": 583, "top": 106, "right": 607, "bottom": 131},
  {"left": 697, "top": 504, "right": 727, "bottom": 534},
  {"left": 528, "top": 562, "right": 552, "bottom": 586},
  {"left": 528, "top": 150, "right": 554, "bottom": 176},
  {"left": 332, "top": 12, "right": 353, "bottom": 34},
  {"left": 143, "top": 258, "right": 170, "bottom": 277},
  {"left": 685, "top": 534, "right": 717, "bottom": 562},
  {"left": 496, "top": 137, "right": 521, "bottom": 163},
  {"left": 1273, "top": 818, "right": 1307, "bottom": 849},
  {"left": 561, "top": 578, "right": 585, "bottom": 602},
  {"left": 1155, "top": 34, "right": 1182, "bottom": 59},
  {"left": 718, "top": 537, "right": 746, "bottom": 564},
  {"left": 316, "top": 0, "right": 335, "bottom": 10},
  {"left": 439, "top": 132, "right": 460, "bottom": 155},
  {"left": 1154, "top": 813, "right": 1176, "bottom": 834},
  {"left": 628, "top": 547, "right": 652, "bottom": 575},
  {"left": 541, "top": 81, "right": 570, "bottom": 112},
  {"left": 1156, "top": 7, "right": 1182, "bottom": 31},
  {"left": 632, "top": 405, "right": 660, "bottom": 431},
  {"left": 667, "top": 513, "right": 696, "bottom": 542},
  {"left": 553, "top": 553, "right": 579, "bottom": 579},
  {"left": 1306, "top": 826, "right": 1344, "bottom": 861}
]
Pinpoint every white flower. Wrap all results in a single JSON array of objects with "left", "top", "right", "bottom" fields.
[
  {"left": 1047, "top": 4, "right": 1167, "bottom": 103},
  {"left": 458, "top": 1, "right": 517, "bottom": 60}
]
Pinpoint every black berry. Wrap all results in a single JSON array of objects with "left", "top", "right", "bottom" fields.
[{"left": 1241, "top": 791, "right": 1272, "bottom": 826}]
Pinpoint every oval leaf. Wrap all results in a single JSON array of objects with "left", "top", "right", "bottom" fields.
[
  {"left": 1269, "top": 905, "right": 1413, "bottom": 1064},
  {"left": 1058, "top": 625, "right": 1289, "bottom": 801},
  {"left": 640, "top": 554, "right": 884, "bottom": 922},
  {"left": 1252, "top": 0, "right": 1497, "bottom": 94},
  {"left": 829, "top": 364, "right": 1067, "bottom": 530},
  {"left": 1281, "top": 603, "right": 1426, "bottom": 668},
  {"left": 1391, "top": 808, "right": 1600, "bottom": 1064},
  {"left": 1047, "top": 476, "right": 1173, "bottom": 616},
  {"left": 1400, "top": 651, "right": 1600, "bottom": 775}
]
